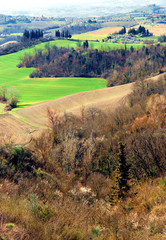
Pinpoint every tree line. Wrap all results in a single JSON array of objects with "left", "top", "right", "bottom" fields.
[
  {"left": 128, "top": 25, "right": 151, "bottom": 36},
  {"left": 21, "top": 29, "right": 44, "bottom": 42},
  {"left": 158, "top": 34, "right": 166, "bottom": 42},
  {"left": 55, "top": 30, "right": 72, "bottom": 38},
  {"left": 18, "top": 44, "right": 166, "bottom": 86},
  {"left": 116, "top": 25, "right": 152, "bottom": 36}
]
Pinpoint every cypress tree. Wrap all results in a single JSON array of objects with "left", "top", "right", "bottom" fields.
[
  {"left": 83, "top": 40, "right": 89, "bottom": 49},
  {"left": 61, "top": 30, "right": 65, "bottom": 38},
  {"left": 109, "top": 142, "right": 130, "bottom": 203},
  {"left": 55, "top": 30, "right": 60, "bottom": 38},
  {"left": 65, "top": 30, "right": 69, "bottom": 38}
]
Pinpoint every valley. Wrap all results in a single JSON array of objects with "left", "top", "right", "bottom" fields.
[{"left": 0, "top": 3, "right": 166, "bottom": 240}]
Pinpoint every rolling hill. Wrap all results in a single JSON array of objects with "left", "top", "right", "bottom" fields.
[
  {"left": 0, "top": 82, "right": 133, "bottom": 144},
  {"left": 1, "top": 71, "right": 165, "bottom": 144}
]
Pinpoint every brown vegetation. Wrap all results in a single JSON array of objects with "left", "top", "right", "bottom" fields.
[
  {"left": 18, "top": 44, "right": 166, "bottom": 87},
  {"left": 0, "top": 73, "right": 165, "bottom": 239}
]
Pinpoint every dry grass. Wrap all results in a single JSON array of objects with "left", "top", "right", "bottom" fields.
[
  {"left": 0, "top": 113, "right": 38, "bottom": 145},
  {"left": 91, "top": 27, "right": 125, "bottom": 35},
  {"left": 144, "top": 24, "right": 166, "bottom": 36},
  {"left": 0, "top": 176, "right": 165, "bottom": 240},
  {"left": 0, "top": 41, "right": 18, "bottom": 47}
]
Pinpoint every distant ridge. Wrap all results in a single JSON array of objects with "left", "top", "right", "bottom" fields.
[
  {"left": 133, "top": 4, "right": 166, "bottom": 14},
  {"left": 1, "top": 1, "right": 166, "bottom": 17}
]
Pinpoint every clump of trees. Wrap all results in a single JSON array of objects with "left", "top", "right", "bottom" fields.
[
  {"left": 158, "top": 34, "right": 166, "bottom": 42},
  {"left": 83, "top": 40, "right": 89, "bottom": 49},
  {"left": 128, "top": 25, "right": 152, "bottom": 36},
  {"left": 59, "top": 24, "right": 101, "bottom": 35},
  {"left": 118, "top": 26, "right": 126, "bottom": 35},
  {"left": 0, "top": 85, "right": 20, "bottom": 110},
  {"left": 55, "top": 30, "right": 72, "bottom": 38},
  {"left": 21, "top": 29, "right": 44, "bottom": 42},
  {"left": 18, "top": 44, "right": 166, "bottom": 86},
  {"left": 32, "top": 74, "right": 166, "bottom": 182}
]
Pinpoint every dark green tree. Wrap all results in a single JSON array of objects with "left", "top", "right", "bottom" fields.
[
  {"left": 128, "top": 28, "right": 137, "bottom": 35},
  {"left": 137, "top": 25, "right": 146, "bottom": 34},
  {"left": 22, "top": 29, "right": 30, "bottom": 41},
  {"left": 55, "top": 30, "right": 60, "bottom": 38},
  {"left": 110, "top": 142, "right": 130, "bottom": 203},
  {"left": 61, "top": 30, "right": 65, "bottom": 38},
  {"left": 83, "top": 40, "right": 89, "bottom": 49},
  {"left": 30, "top": 30, "right": 35, "bottom": 40},
  {"left": 65, "top": 30, "right": 69, "bottom": 38},
  {"left": 118, "top": 26, "right": 126, "bottom": 34}
]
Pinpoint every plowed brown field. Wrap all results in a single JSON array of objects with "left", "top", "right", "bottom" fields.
[{"left": 1, "top": 72, "right": 165, "bottom": 145}]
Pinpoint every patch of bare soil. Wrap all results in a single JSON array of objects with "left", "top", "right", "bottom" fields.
[{"left": 0, "top": 113, "right": 39, "bottom": 145}]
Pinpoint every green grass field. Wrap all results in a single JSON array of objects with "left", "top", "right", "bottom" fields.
[
  {"left": 28, "top": 39, "right": 145, "bottom": 51},
  {"left": 86, "top": 41, "right": 145, "bottom": 50},
  {"left": 0, "top": 39, "right": 147, "bottom": 109},
  {"left": 72, "top": 32, "right": 108, "bottom": 41},
  {"left": 0, "top": 40, "right": 107, "bottom": 108}
]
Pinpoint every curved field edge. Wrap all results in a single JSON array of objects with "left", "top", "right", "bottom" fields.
[
  {"left": 0, "top": 41, "right": 107, "bottom": 108},
  {"left": 14, "top": 83, "right": 134, "bottom": 127},
  {"left": 1, "top": 71, "right": 165, "bottom": 144},
  {"left": 0, "top": 39, "right": 147, "bottom": 109},
  {"left": 14, "top": 72, "right": 166, "bottom": 128},
  {"left": 0, "top": 82, "right": 133, "bottom": 144}
]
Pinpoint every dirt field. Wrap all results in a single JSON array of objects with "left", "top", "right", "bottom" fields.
[
  {"left": 16, "top": 82, "right": 133, "bottom": 126},
  {"left": 1, "top": 72, "right": 165, "bottom": 145},
  {"left": 91, "top": 27, "right": 124, "bottom": 35},
  {"left": 0, "top": 82, "right": 133, "bottom": 144},
  {"left": 0, "top": 41, "right": 18, "bottom": 47},
  {"left": 145, "top": 24, "right": 166, "bottom": 36},
  {"left": 0, "top": 113, "right": 38, "bottom": 145},
  {"left": 92, "top": 24, "right": 166, "bottom": 37}
]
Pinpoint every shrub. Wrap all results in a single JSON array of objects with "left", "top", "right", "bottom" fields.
[
  {"left": 26, "top": 193, "right": 54, "bottom": 221},
  {"left": 0, "top": 85, "right": 7, "bottom": 102},
  {"left": 6, "top": 86, "right": 20, "bottom": 108},
  {"left": 0, "top": 144, "right": 36, "bottom": 181},
  {"left": 8, "top": 96, "right": 18, "bottom": 108},
  {"left": 160, "top": 179, "right": 166, "bottom": 187},
  {"left": 87, "top": 173, "right": 109, "bottom": 199},
  {"left": 0, "top": 85, "right": 20, "bottom": 109},
  {"left": 92, "top": 227, "right": 100, "bottom": 236},
  {"left": 6, "top": 223, "right": 15, "bottom": 229}
]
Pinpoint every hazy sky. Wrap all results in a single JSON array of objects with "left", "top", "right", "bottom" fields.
[
  {"left": 2, "top": 0, "right": 94, "bottom": 9},
  {"left": 1, "top": 0, "right": 166, "bottom": 15}
]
